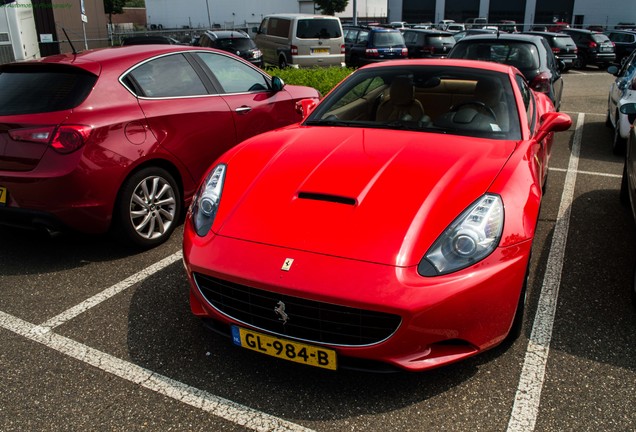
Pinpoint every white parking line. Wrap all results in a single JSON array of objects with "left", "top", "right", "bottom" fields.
[
  {"left": 549, "top": 167, "right": 621, "bottom": 179},
  {"left": 34, "top": 251, "right": 183, "bottom": 333},
  {"left": 0, "top": 310, "right": 314, "bottom": 432},
  {"left": 506, "top": 113, "right": 585, "bottom": 431}
]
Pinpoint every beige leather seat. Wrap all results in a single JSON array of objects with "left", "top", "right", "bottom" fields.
[
  {"left": 473, "top": 77, "right": 509, "bottom": 131},
  {"left": 376, "top": 77, "right": 426, "bottom": 122}
]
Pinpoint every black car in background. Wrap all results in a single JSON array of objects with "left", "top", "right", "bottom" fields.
[
  {"left": 604, "top": 30, "right": 636, "bottom": 64},
  {"left": 561, "top": 28, "right": 616, "bottom": 68},
  {"left": 121, "top": 35, "right": 183, "bottom": 46},
  {"left": 401, "top": 29, "right": 455, "bottom": 58},
  {"left": 524, "top": 31, "right": 578, "bottom": 71},
  {"left": 452, "top": 28, "right": 498, "bottom": 42},
  {"left": 343, "top": 25, "right": 407, "bottom": 67},
  {"left": 447, "top": 33, "right": 564, "bottom": 111},
  {"left": 197, "top": 30, "right": 263, "bottom": 68}
]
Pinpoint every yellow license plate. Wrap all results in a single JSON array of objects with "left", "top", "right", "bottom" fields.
[
  {"left": 312, "top": 48, "right": 329, "bottom": 54},
  {"left": 231, "top": 326, "right": 337, "bottom": 370},
  {"left": 0, "top": 186, "right": 6, "bottom": 206}
]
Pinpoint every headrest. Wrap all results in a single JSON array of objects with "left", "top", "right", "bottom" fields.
[{"left": 390, "top": 77, "right": 415, "bottom": 106}]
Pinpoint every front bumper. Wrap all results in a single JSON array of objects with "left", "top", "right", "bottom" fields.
[{"left": 183, "top": 228, "right": 532, "bottom": 372}]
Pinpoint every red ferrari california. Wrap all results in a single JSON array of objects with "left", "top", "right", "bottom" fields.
[
  {"left": 0, "top": 45, "right": 319, "bottom": 247},
  {"left": 183, "top": 59, "right": 572, "bottom": 372}
]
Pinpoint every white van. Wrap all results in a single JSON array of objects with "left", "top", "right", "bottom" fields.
[{"left": 254, "top": 14, "right": 345, "bottom": 68}]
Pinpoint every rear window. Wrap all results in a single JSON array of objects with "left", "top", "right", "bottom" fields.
[
  {"left": 450, "top": 41, "right": 540, "bottom": 70},
  {"left": 216, "top": 38, "right": 256, "bottom": 51},
  {"left": 372, "top": 31, "right": 405, "bottom": 47},
  {"left": 0, "top": 66, "right": 97, "bottom": 116},
  {"left": 592, "top": 34, "right": 611, "bottom": 43},
  {"left": 296, "top": 19, "right": 342, "bottom": 39},
  {"left": 428, "top": 35, "right": 456, "bottom": 46},
  {"left": 553, "top": 36, "right": 576, "bottom": 49}
]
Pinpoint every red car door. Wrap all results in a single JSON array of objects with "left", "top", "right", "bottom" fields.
[
  {"left": 126, "top": 53, "right": 238, "bottom": 188},
  {"left": 193, "top": 52, "right": 300, "bottom": 143}
]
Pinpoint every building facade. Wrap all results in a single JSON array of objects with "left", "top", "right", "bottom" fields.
[
  {"left": 1, "top": 0, "right": 39, "bottom": 63},
  {"left": 145, "top": 0, "right": 388, "bottom": 31},
  {"left": 388, "top": 0, "right": 636, "bottom": 30}
]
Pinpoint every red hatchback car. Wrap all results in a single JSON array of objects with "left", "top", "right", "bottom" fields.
[
  {"left": 0, "top": 45, "right": 319, "bottom": 247},
  {"left": 183, "top": 59, "right": 572, "bottom": 372}
]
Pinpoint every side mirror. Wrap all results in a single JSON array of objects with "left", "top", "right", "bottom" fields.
[
  {"left": 607, "top": 65, "right": 619, "bottom": 76},
  {"left": 295, "top": 99, "right": 317, "bottom": 119},
  {"left": 620, "top": 102, "right": 636, "bottom": 124},
  {"left": 271, "top": 76, "right": 285, "bottom": 92},
  {"left": 535, "top": 111, "right": 572, "bottom": 142},
  {"left": 557, "top": 59, "right": 566, "bottom": 72}
]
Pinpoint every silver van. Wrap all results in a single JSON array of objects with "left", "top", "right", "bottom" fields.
[{"left": 254, "top": 14, "right": 345, "bottom": 68}]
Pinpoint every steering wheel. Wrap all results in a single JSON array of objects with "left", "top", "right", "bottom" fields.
[{"left": 450, "top": 101, "right": 497, "bottom": 122}]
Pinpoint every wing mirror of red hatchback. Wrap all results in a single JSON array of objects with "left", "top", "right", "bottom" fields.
[
  {"left": 271, "top": 76, "right": 285, "bottom": 92},
  {"left": 620, "top": 102, "right": 636, "bottom": 124},
  {"left": 296, "top": 98, "right": 318, "bottom": 119},
  {"left": 535, "top": 111, "right": 572, "bottom": 142}
]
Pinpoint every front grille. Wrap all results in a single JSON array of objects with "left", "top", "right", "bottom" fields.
[{"left": 194, "top": 273, "right": 402, "bottom": 347}]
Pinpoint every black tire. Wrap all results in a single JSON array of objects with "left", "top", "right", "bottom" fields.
[
  {"left": 278, "top": 54, "right": 289, "bottom": 69},
  {"left": 632, "top": 262, "right": 636, "bottom": 309},
  {"left": 621, "top": 161, "right": 630, "bottom": 207},
  {"left": 613, "top": 119, "right": 627, "bottom": 156},
  {"left": 506, "top": 275, "right": 527, "bottom": 343},
  {"left": 114, "top": 166, "right": 181, "bottom": 249},
  {"left": 574, "top": 53, "right": 587, "bottom": 69}
]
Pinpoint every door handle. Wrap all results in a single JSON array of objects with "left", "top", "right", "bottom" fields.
[{"left": 235, "top": 106, "right": 252, "bottom": 114}]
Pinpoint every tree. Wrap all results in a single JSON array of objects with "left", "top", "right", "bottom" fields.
[
  {"left": 314, "top": 0, "right": 348, "bottom": 16},
  {"left": 104, "top": 0, "right": 126, "bottom": 26}
]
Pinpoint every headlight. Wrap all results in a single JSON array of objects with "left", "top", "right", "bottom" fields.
[
  {"left": 418, "top": 194, "right": 504, "bottom": 276},
  {"left": 191, "top": 164, "right": 226, "bottom": 237}
]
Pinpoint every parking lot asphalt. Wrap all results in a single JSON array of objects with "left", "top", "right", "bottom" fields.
[{"left": 1, "top": 67, "right": 635, "bottom": 432}]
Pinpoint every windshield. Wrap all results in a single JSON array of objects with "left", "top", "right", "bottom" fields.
[{"left": 305, "top": 66, "right": 521, "bottom": 140}]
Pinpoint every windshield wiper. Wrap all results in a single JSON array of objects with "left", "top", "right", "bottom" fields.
[{"left": 304, "top": 119, "right": 353, "bottom": 127}]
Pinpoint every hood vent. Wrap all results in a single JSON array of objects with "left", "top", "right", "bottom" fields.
[{"left": 298, "top": 192, "right": 356, "bottom": 206}]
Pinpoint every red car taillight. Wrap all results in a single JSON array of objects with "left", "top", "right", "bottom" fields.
[
  {"left": 588, "top": 41, "right": 597, "bottom": 48},
  {"left": 530, "top": 72, "right": 551, "bottom": 94},
  {"left": 290, "top": 45, "right": 298, "bottom": 55},
  {"left": 365, "top": 48, "right": 380, "bottom": 57},
  {"left": 552, "top": 47, "right": 561, "bottom": 54},
  {"left": 9, "top": 125, "right": 92, "bottom": 154},
  {"left": 341, "top": 44, "right": 345, "bottom": 54},
  {"left": 401, "top": 47, "right": 408, "bottom": 57}
]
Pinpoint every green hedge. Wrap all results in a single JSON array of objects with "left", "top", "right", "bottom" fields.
[{"left": 267, "top": 66, "right": 356, "bottom": 96}]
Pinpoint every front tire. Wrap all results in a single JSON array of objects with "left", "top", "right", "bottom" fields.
[
  {"left": 621, "top": 161, "right": 629, "bottom": 207},
  {"left": 613, "top": 117, "right": 627, "bottom": 155},
  {"left": 632, "top": 263, "right": 636, "bottom": 309},
  {"left": 115, "top": 166, "right": 181, "bottom": 248}
]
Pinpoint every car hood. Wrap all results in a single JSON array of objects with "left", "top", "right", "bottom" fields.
[{"left": 215, "top": 126, "right": 517, "bottom": 267}]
